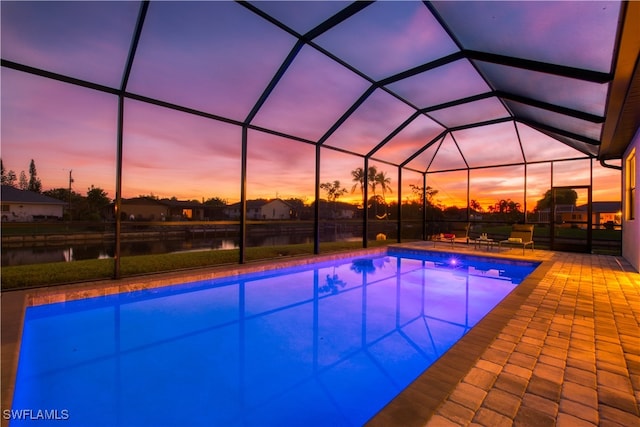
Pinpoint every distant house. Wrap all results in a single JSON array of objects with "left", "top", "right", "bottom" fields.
[
  {"left": 262, "top": 199, "right": 295, "bottom": 219},
  {"left": 160, "top": 199, "right": 204, "bottom": 220},
  {"left": 224, "top": 199, "right": 296, "bottom": 220},
  {"left": 577, "top": 201, "right": 622, "bottom": 229},
  {"left": 120, "top": 197, "right": 169, "bottom": 221},
  {"left": 549, "top": 201, "right": 622, "bottom": 229},
  {"left": 225, "top": 200, "right": 266, "bottom": 220},
  {"left": 1, "top": 185, "right": 65, "bottom": 221},
  {"left": 118, "top": 197, "right": 205, "bottom": 221}
]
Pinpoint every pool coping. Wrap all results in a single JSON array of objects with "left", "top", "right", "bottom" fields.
[{"left": 1, "top": 244, "right": 546, "bottom": 426}]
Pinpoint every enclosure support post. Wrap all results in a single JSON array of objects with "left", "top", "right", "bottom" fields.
[
  {"left": 550, "top": 162, "right": 555, "bottom": 248},
  {"left": 363, "top": 157, "right": 369, "bottom": 248},
  {"left": 524, "top": 163, "right": 528, "bottom": 223},
  {"left": 114, "top": 0, "right": 148, "bottom": 279},
  {"left": 240, "top": 127, "right": 248, "bottom": 264},
  {"left": 397, "top": 166, "right": 402, "bottom": 243},
  {"left": 314, "top": 145, "right": 321, "bottom": 254},
  {"left": 589, "top": 159, "right": 593, "bottom": 250},
  {"left": 466, "top": 169, "right": 471, "bottom": 223},
  {"left": 422, "top": 173, "right": 427, "bottom": 241},
  {"left": 114, "top": 97, "right": 124, "bottom": 279}
]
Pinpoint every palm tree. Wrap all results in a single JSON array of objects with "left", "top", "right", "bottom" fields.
[
  {"left": 351, "top": 166, "right": 379, "bottom": 206},
  {"left": 367, "top": 166, "right": 378, "bottom": 197},
  {"left": 497, "top": 199, "right": 509, "bottom": 214},
  {"left": 351, "top": 167, "right": 366, "bottom": 201},
  {"left": 374, "top": 170, "right": 392, "bottom": 202}
]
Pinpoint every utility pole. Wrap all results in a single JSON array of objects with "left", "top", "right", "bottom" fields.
[{"left": 68, "top": 170, "right": 73, "bottom": 223}]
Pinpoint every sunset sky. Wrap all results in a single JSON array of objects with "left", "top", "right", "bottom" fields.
[{"left": 0, "top": 1, "right": 623, "bottom": 211}]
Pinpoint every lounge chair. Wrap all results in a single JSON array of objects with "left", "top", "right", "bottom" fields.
[
  {"left": 435, "top": 222, "right": 469, "bottom": 247},
  {"left": 499, "top": 224, "right": 534, "bottom": 254}
]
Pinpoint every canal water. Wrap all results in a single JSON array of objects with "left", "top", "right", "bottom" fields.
[{"left": 2, "top": 233, "right": 360, "bottom": 267}]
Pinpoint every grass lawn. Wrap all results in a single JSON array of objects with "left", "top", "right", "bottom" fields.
[{"left": 1, "top": 240, "right": 391, "bottom": 290}]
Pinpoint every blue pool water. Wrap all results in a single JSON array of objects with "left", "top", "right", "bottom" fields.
[{"left": 11, "top": 249, "right": 538, "bottom": 426}]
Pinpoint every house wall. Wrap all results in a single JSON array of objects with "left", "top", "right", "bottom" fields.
[
  {"left": 248, "top": 207, "right": 263, "bottom": 220},
  {"left": 622, "top": 128, "right": 639, "bottom": 272},
  {"left": 1, "top": 203, "right": 63, "bottom": 221},
  {"left": 261, "top": 200, "right": 291, "bottom": 220},
  {"left": 224, "top": 207, "right": 263, "bottom": 220}
]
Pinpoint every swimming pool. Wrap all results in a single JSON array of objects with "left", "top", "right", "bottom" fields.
[{"left": 11, "top": 249, "right": 538, "bottom": 426}]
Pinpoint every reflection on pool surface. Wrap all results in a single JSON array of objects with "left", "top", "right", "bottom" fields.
[{"left": 12, "top": 249, "right": 538, "bottom": 426}]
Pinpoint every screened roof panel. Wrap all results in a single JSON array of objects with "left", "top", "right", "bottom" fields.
[
  {"left": 431, "top": 1, "right": 621, "bottom": 73},
  {"left": 0, "top": 1, "right": 139, "bottom": 87},
  {"left": 453, "top": 122, "right": 523, "bottom": 168},
  {"left": 251, "top": 45, "right": 370, "bottom": 141},
  {"left": 2, "top": 68, "right": 118, "bottom": 193},
  {"left": 404, "top": 135, "right": 443, "bottom": 172},
  {"left": 385, "top": 59, "right": 492, "bottom": 109},
  {"left": 517, "top": 123, "right": 587, "bottom": 163},
  {"left": 506, "top": 101, "right": 603, "bottom": 142},
  {"left": 427, "top": 97, "right": 509, "bottom": 128},
  {"left": 314, "top": 1, "right": 459, "bottom": 80},
  {"left": 322, "top": 89, "right": 416, "bottom": 155},
  {"left": 123, "top": 99, "right": 242, "bottom": 165},
  {"left": 428, "top": 134, "right": 467, "bottom": 172},
  {"left": 248, "top": 1, "right": 351, "bottom": 35},
  {"left": 1, "top": 0, "right": 633, "bottom": 181},
  {"left": 372, "top": 115, "right": 445, "bottom": 166},
  {"left": 532, "top": 129, "right": 600, "bottom": 158},
  {"left": 470, "top": 165, "right": 525, "bottom": 207},
  {"left": 247, "top": 130, "right": 316, "bottom": 200},
  {"left": 127, "top": 2, "right": 297, "bottom": 122},
  {"left": 123, "top": 99, "right": 242, "bottom": 200},
  {"left": 474, "top": 61, "right": 609, "bottom": 117}
]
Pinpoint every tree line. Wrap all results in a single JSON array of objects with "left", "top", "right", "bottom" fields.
[
  {"left": 1, "top": 158, "right": 42, "bottom": 192},
  {"left": 2, "top": 158, "right": 578, "bottom": 222}
]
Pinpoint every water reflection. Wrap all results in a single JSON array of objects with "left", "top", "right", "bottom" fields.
[
  {"left": 319, "top": 271, "right": 347, "bottom": 295},
  {"left": 14, "top": 253, "right": 535, "bottom": 427}
]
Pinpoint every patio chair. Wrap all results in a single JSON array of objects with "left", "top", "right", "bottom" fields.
[
  {"left": 499, "top": 224, "right": 534, "bottom": 254},
  {"left": 438, "top": 222, "right": 469, "bottom": 247}
]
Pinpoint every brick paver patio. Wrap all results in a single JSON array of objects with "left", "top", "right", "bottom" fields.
[{"left": 370, "top": 245, "right": 640, "bottom": 427}]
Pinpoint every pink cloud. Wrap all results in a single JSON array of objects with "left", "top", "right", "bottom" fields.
[
  {"left": 127, "top": 1, "right": 297, "bottom": 122},
  {"left": 315, "top": 1, "right": 458, "bottom": 80},
  {"left": 323, "top": 89, "right": 415, "bottom": 155},
  {"left": 373, "top": 115, "right": 445, "bottom": 166},
  {"left": 121, "top": 101, "right": 242, "bottom": 201},
  {"left": 1, "top": 69, "right": 118, "bottom": 195},
  {"left": 431, "top": 1, "right": 620, "bottom": 73},
  {"left": 387, "top": 59, "right": 490, "bottom": 109},
  {"left": 1, "top": 1, "right": 139, "bottom": 87},
  {"left": 252, "top": 45, "right": 370, "bottom": 141},
  {"left": 247, "top": 131, "right": 316, "bottom": 200},
  {"left": 453, "top": 122, "right": 524, "bottom": 168}
]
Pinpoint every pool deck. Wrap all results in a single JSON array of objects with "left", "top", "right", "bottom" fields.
[
  {"left": 2, "top": 243, "right": 639, "bottom": 426},
  {"left": 370, "top": 242, "right": 640, "bottom": 427}
]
